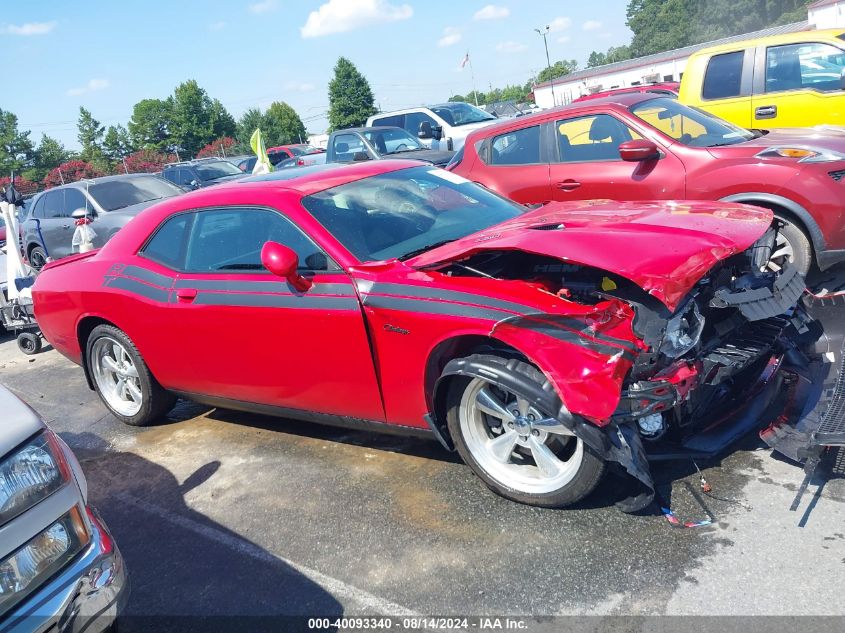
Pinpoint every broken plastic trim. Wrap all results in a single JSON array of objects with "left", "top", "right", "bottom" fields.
[{"left": 710, "top": 264, "right": 805, "bottom": 321}]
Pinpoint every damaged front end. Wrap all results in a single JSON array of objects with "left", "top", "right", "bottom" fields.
[{"left": 433, "top": 229, "right": 840, "bottom": 512}]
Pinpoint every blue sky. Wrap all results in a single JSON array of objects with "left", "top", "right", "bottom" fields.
[{"left": 2, "top": 0, "right": 632, "bottom": 149}]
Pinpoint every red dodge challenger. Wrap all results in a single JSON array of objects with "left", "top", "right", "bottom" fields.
[{"left": 32, "top": 161, "right": 833, "bottom": 511}]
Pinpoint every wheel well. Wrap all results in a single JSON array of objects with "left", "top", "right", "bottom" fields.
[
  {"left": 77, "top": 316, "right": 118, "bottom": 389},
  {"left": 425, "top": 335, "right": 524, "bottom": 439},
  {"left": 731, "top": 198, "right": 816, "bottom": 263}
]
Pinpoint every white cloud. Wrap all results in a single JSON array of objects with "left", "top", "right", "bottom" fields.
[
  {"left": 496, "top": 41, "right": 528, "bottom": 53},
  {"left": 209, "top": 21, "right": 227, "bottom": 31},
  {"left": 3, "top": 21, "right": 57, "bottom": 36},
  {"left": 301, "top": 0, "right": 412, "bottom": 38},
  {"left": 548, "top": 17, "right": 571, "bottom": 32},
  {"left": 66, "top": 78, "right": 109, "bottom": 97},
  {"left": 557, "top": 35, "right": 571, "bottom": 44},
  {"left": 583, "top": 20, "right": 602, "bottom": 31},
  {"left": 248, "top": 0, "right": 276, "bottom": 14},
  {"left": 284, "top": 81, "right": 316, "bottom": 92},
  {"left": 473, "top": 5, "right": 509, "bottom": 20},
  {"left": 437, "top": 26, "right": 461, "bottom": 47}
]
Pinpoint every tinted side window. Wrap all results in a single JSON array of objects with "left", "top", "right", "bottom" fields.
[
  {"left": 372, "top": 114, "right": 403, "bottom": 127},
  {"left": 142, "top": 213, "right": 193, "bottom": 269},
  {"left": 490, "top": 126, "right": 541, "bottom": 165},
  {"left": 41, "top": 191, "right": 65, "bottom": 218},
  {"left": 702, "top": 51, "right": 744, "bottom": 99},
  {"left": 766, "top": 42, "right": 845, "bottom": 93},
  {"left": 184, "top": 208, "right": 332, "bottom": 273},
  {"left": 31, "top": 195, "right": 45, "bottom": 219},
  {"left": 556, "top": 115, "right": 641, "bottom": 163},
  {"left": 63, "top": 189, "right": 89, "bottom": 216},
  {"left": 404, "top": 111, "right": 438, "bottom": 136}
]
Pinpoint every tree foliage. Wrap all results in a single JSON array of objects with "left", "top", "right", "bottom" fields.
[
  {"left": 236, "top": 108, "right": 264, "bottom": 149},
  {"left": 587, "top": 45, "right": 633, "bottom": 68},
  {"left": 128, "top": 98, "right": 173, "bottom": 151},
  {"left": 0, "top": 107, "right": 34, "bottom": 175},
  {"left": 196, "top": 136, "right": 238, "bottom": 158},
  {"left": 263, "top": 102, "right": 308, "bottom": 146},
  {"left": 103, "top": 124, "right": 133, "bottom": 162},
  {"left": 77, "top": 107, "right": 105, "bottom": 164},
  {"left": 0, "top": 175, "right": 38, "bottom": 195},
  {"left": 43, "top": 160, "right": 104, "bottom": 189},
  {"left": 121, "top": 149, "right": 177, "bottom": 174},
  {"left": 537, "top": 60, "right": 579, "bottom": 83},
  {"left": 328, "top": 57, "right": 376, "bottom": 130}
]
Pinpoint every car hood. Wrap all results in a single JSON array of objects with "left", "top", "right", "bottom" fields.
[
  {"left": 0, "top": 385, "right": 45, "bottom": 453},
  {"left": 711, "top": 126, "right": 845, "bottom": 156},
  {"left": 385, "top": 149, "right": 455, "bottom": 165},
  {"left": 407, "top": 199, "right": 772, "bottom": 311}
]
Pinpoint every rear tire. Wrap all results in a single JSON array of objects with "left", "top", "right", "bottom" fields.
[
  {"left": 86, "top": 324, "right": 175, "bottom": 426},
  {"left": 17, "top": 332, "right": 42, "bottom": 355},
  {"left": 770, "top": 217, "right": 812, "bottom": 276},
  {"left": 445, "top": 355, "right": 605, "bottom": 508},
  {"left": 29, "top": 246, "right": 48, "bottom": 271}
]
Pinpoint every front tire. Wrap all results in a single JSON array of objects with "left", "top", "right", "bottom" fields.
[
  {"left": 86, "top": 324, "right": 175, "bottom": 426},
  {"left": 445, "top": 356, "right": 605, "bottom": 508},
  {"left": 770, "top": 217, "right": 812, "bottom": 276},
  {"left": 29, "top": 246, "right": 48, "bottom": 271}
]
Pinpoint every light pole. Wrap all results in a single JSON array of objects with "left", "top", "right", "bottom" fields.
[{"left": 534, "top": 25, "right": 555, "bottom": 106}]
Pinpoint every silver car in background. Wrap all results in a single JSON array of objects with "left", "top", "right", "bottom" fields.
[
  {"left": 0, "top": 385, "right": 127, "bottom": 631},
  {"left": 20, "top": 174, "right": 184, "bottom": 270}
]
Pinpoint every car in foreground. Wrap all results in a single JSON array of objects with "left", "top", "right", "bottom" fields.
[
  {"left": 573, "top": 82, "right": 679, "bottom": 102},
  {"left": 21, "top": 174, "right": 185, "bottom": 270},
  {"left": 450, "top": 93, "right": 845, "bottom": 275},
  {"left": 31, "top": 161, "right": 836, "bottom": 511},
  {"left": 678, "top": 28, "right": 845, "bottom": 129},
  {"left": 0, "top": 385, "right": 127, "bottom": 630},
  {"left": 161, "top": 158, "right": 249, "bottom": 190}
]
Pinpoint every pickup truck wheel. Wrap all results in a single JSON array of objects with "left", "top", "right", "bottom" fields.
[
  {"left": 445, "top": 357, "right": 605, "bottom": 508},
  {"left": 770, "top": 217, "right": 812, "bottom": 276},
  {"left": 86, "top": 324, "right": 175, "bottom": 426}
]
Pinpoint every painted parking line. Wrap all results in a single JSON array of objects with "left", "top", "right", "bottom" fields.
[{"left": 114, "top": 492, "right": 418, "bottom": 617}]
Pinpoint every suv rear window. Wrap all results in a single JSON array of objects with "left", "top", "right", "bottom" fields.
[{"left": 702, "top": 51, "right": 744, "bottom": 99}]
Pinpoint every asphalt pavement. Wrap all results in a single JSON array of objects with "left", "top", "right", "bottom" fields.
[{"left": 1, "top": 266, "right": 844, "bottom": 631}]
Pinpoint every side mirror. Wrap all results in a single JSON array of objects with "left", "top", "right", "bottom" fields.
[
  {"left": 71, "top": 208, "right": 94, "bottom": 220},
  {"left": 418, "top": 121, "right": 433, "bottom": 139},
  {"left": 619, "top": 139, "right": 661, "bottom": 162},
  {"left": 261, "top": 241, "right": 312, "bottom": 292},
  {"left": 432, "top": 125, "right": 443, "bottom": 141},
  {"left": 190, "top": 179, "right": 200, "bottom": 189},
  {"left": 352, "top": 151, "right": 371, "bottom": 162}
]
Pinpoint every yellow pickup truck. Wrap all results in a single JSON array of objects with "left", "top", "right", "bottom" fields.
[{"left": 678, "top": 29, "right": 845, "bottom": 129}]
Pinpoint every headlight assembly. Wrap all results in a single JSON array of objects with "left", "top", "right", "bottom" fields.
[
  {"left": 0, "top": 431, "right": 71, "bottom": 526},
  {"left": 659, "top": 300, "right": 704, "bottom": 359},
  {"left": 756, "top": 146, "right": 845, "bottom": 164}
]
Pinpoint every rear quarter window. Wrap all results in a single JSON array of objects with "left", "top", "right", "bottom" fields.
[{"left": 702, "top": 51, "right": 745, "bottom": 99}]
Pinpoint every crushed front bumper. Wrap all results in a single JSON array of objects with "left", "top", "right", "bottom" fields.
[{"left": 2, "top": 507, "right": 128, "bottom": 633}]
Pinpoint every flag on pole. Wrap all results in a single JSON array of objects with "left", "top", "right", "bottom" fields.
[
  {"left": 250, "top": 128, "right": 273, "bottom": 175},
  {"left": 460, "top": 52, "right": 470, "bottom": 69}
]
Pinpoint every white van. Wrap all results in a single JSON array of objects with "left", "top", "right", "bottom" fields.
[{"left": 366, "top": 103, "right": 499, "bottom": 152}]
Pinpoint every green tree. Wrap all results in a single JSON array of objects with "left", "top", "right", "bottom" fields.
[
  {"left": 103, "top": 124, "right": 133, "bottom": 162},
  {"left": 128, "top": 98, "right": 173, "bottom": 151},
  {"left": 537, "top": 60, "right": 579, "bottom": 83},
  {"left": 447, "top": 94, "right": 466, "bottom": 103},
  {"left": 588, "top": 45, "right": 632, "bottom": 68},
  {"left": 0, "top": 108, "right": 34, "bottom": 175},
  {"left": 77, "top": 107, "right": 105, "bottom": 164},
  {"left": 169, "top": 80, "right": 216, "bottom": 157},
  {"left": 328, "top": 57, "right": 376, "bottom": 130},
  {"left": 236, "top": 108, "right": 265, "bottom": 149},
  {"left": 25, "top": 134, "right": 69, "bottom": 182},
  {"left": 210, "top": 98, "right": 237, "bottom": 139},
  {"left": 263, "top": 102, "right": 307, "bottom": 146}
]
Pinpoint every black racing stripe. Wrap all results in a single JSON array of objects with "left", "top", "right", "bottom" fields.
[
  {"left": 174, "top": 278, "right": 355, "bottom": 296},
  {"left": 368, "top": 283, "right": 533, "bottom": 315},
  {"left": 104, "top": 276, "right": 170, "bottom": 303},
  {"left": 529, "top": 314, "right": 640, "bottom": 354},
  {"left": 193, "top": 292, "right": 359, "bottom": 310},
  {"left": 122, "top": 265, "right": 173, "bottom": 288},
  {"left": 507, "top": 319, "right": 638, "bottom": 362},
  {"left": 363, "top": 295, "right": 510, "bottom": 321}
]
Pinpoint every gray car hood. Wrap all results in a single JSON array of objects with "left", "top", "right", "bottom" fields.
[
  {"left": 106, "top": 198, "right": 168, "bottom": 217},
  {"left": 0, "top": 385, "right": 45, "bottom": 453},
  {"left": 387, "top": 149, "right": 455, "bottom": 165}
]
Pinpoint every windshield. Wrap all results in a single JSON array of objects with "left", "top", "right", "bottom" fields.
[
  {"left": 88, "top": 176, "right": 184, "bottom": 211},
  {"left": 630, "top": 97, "right": 754, "bottom": 147},
  {"left": 301, "top": 166, "right": 525, "bottom": 262},
  {"left": 362, "top": 128, "right": 425, "bottom": 155},
  {"left": 430, "top": 103, "right": 496, "bottom": 127},
  {"left": 195, "top": 160, "right": 243, "bottom": 181}
]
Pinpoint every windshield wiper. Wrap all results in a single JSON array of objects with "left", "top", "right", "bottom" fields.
[
  {"left": 390, "top": 147, "right": 426, "bottom": 154},
  {"left": 398, "top": 239, "right": 456, "bottom": 261}
]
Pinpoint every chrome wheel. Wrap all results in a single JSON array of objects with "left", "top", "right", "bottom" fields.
[
  {"left": 766, "top": 231, "right": 794, "bottom": 273},
  {"left": 91, "top": 337, "right": 143, "bottom": 417},
  {"left": 29, "top": 247, "right": 48, "bottom": 271},
  {"left": 458, "top": 378, "right": 584, "bottom": 494}
]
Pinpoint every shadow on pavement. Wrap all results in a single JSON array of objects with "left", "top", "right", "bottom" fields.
[{"left": 62, "top": 432, "right": 344, "bottom": 632}]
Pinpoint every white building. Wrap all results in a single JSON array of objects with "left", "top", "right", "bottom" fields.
[
  {"left": 533, "top": 20, "right": 810, "bottom": 108},
  {"left": 809, "top": 0, "right": 845, "bottom": 28}
]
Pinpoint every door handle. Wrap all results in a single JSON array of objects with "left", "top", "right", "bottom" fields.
[
  {"left": 62, "top": 224, "right": 72, "bottom": 229},
  {"left": 556, "top": 179, "right": 581, "bottom": 191},
  {"left": 755, "top": 105, "right": 777, "bottom": 119},
  {"left": 176, "top": 288, "right": 198, "bottom": 303}
]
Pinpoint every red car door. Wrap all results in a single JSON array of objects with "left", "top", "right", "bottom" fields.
[
  {"left": 548, "top": 113, "right": 686, "bottom": 203},
  {"left": 139, "top": 205, "right": 385, "bottom": 422},
  {"left": 476, "top": 123, "right": 552, "bottom": 204}
]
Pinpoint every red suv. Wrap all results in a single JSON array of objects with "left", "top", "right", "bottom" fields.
[{"left": 450, "top": 93, "right": 845, "bottom": 274}]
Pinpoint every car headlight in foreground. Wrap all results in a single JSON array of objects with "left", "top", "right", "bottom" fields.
[
  {"left": 0, "top": 431, "right": 71, "bottom": 525},
  {"left": 659, "top": 300, "right": 705, "bottom": 359},
  {"left": 0, "top": 507, "right": 90, "bottom": 618}
]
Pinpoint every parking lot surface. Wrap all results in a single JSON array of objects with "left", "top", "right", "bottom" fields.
[{"left": 2, "top": 269, "right": 845, "bottom": 629}]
